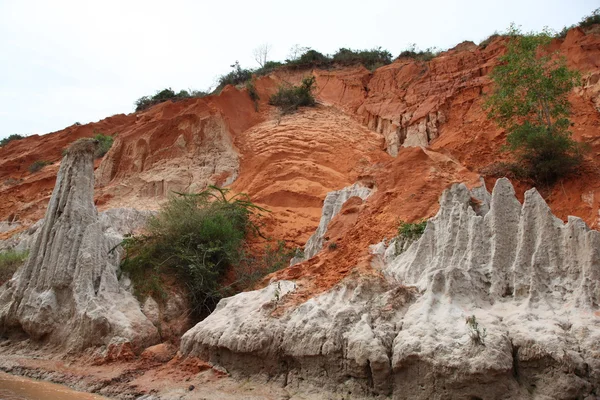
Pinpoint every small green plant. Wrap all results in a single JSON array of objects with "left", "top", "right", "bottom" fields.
[
  {"left": 466, "top": 315, "right": 487, "bottom": 346},
  {"left": 28, "top": 160, "right": 51, "bottom": 173},
  {"left": 246, "top": 80, "right": 260, "bottom": 111},
  {"left": 269, "top": 76, "right": 316, "bottom": 113},
  {"left": 328, "top": 242, "right": 338, "bottom": 250},
  {"left": 397, "top": 219, "right": 427, "bottom": 241},
  {"left": 92, "top": 131, "right": 114, "bottom": 158},
  {"left": 121, "top": 186, "right": 267, "bottom": 317},
  {"left": 0, "top": 134, "right": 25, "bottom": 147},
  {"left": 0, "top": 250, "right": 28, "bottom": 285},
  {"left": 254, "top": 60, "right": 284, "bottom": 77},
  {"left": 286, "top": 49, "right": 330, "bottom": 67}
]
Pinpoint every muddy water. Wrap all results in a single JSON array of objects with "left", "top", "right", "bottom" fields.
[{"left": 0, "top": 372, "right": 107, "bottom": 400}]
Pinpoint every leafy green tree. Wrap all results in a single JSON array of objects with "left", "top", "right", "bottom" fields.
[{"left": 485, "top": 24, "right": 584, "bottom": 185}]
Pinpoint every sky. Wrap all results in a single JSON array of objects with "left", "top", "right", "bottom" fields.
[{"left": 0, "top": 0, "right": 597, "bottom": 140}]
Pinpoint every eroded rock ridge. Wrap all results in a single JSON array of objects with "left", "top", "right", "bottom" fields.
[
  {"left": 181, "top": 178, "right": 600, "bottom": 399},
  {"left": 0, "top": 139, "right": 158, "bottom": 351}
]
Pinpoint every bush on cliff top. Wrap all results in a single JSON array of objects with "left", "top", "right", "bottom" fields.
[
  {"left": 397, "top": 44, "right": 440, "bottom": 61},
  {"left": 557, "top": 7, "right": 600, "bottom": 38},
  {"left": 135, "top": 87, "right": 208, "bottom": 112},
  {"left": 331, "top": 47, "right": 392, "bottom": 70},
  {"left": 215, "top": 61, "right": 253, "bottom": 93},
  {"left": 0, "top": 134, "right": 25, "bottom": 147}
]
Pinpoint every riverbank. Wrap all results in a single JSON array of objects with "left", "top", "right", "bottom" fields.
[
  {"left": 0, "top": 342, "right": 371, "bottom": 400},
  {"left": 0, "top": 372, "right": 107, "bottom": 400}
]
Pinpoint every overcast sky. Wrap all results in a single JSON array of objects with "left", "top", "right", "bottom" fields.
[{"left": 0, "top": 0, "right": 597, "bottom": 140}]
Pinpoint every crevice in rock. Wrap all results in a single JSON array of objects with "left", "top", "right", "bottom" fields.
[{"left": 511, "top": 342, "right": 520, "bottom": 381}]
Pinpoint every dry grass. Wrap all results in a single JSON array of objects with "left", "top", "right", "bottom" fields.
[{"left": 67, "top": 138, "right": 99, "bottom": 156}]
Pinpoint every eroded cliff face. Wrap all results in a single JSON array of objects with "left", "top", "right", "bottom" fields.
[
  {"left": 0, "top": 139, "right": 158, "bottom": 352},
  {"left": 181, "top": 178, "right": 600, "bottom": 399},
  {"left": 0, "top": 25, "right": 599, "bottom": 399},
  {"left": 2, "top": 28, "right": 600, "bottom": 235}
]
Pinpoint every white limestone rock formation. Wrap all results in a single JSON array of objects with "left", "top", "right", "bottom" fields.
[
  {"left": 290, "top": 183, "right": 371, "bottom": 265},
  {"left": 181, "top": 178, "right": 600, "bottom": 399},
  {"left": 0, "top": 139, "right": 159, "bottom": 352},
  {"left": 0, "top": 208, "right": 153, "bottom": 254}
]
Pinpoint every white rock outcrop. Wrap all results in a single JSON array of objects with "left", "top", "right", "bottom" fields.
[
  {"left": 181, "top": 178, "right": 600, "bottom": 399},
  {"left": 0, "top": 208, "right": 153, "bottom": 254},
  {"left": 290, "top": 183, "right": 371, "bottom": 265},
  {"left": 0, "top": 139, "right": 159, "bottom": 352}
]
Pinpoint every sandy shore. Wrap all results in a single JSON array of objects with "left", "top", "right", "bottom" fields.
[{"left": 0, "top": 342, "right": 375, "bottom": 400}]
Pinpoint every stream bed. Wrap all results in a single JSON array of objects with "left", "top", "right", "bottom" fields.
[{"left": 0, "top": 372, "right": 107, "bottom": 400}]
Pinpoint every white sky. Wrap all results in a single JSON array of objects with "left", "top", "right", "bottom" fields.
[{"left": 0, "top": 0, "right": 597, "bottom": 139}]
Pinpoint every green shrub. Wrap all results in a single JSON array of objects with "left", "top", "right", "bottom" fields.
[
  {"left": 285, "top": 47, "right": 392, "bottom": 70},
  {"left": 555, "top": 26, "right": 570, "bottom": 39},
  {"left": 579, "top": 7, "right": 600, "bottom": 28},
  {"left": 93, "top": 131, "right": 114, "bottom": 158},
  {"left": 0, "top": 250, "right": 28, "bottom": 285},
  {"left": 397, "top": 219, "right": 427, "bottom": 240},
  {"left": 269, "top": 76, "right": 316, "bottom": 113},
  {"left": 216, "top": 61, "right": 253, "bottom": 92},
  {"left": 246, "top": 80, "right": 260, "bottom": 111},
  {"left": 189, "top": 89, "right": 209, "bottom": 97},
  {"left": 397, "top": 44, "right": 440, "bottom": 61},
  {"left": 120, "top": 186, "right": 266, "bottom": 317},
  {"left": 254, "top": 61, "right": 284, "bottom": 77},
  {"left": 135, "top": 87, "right": 206, "bottom": 112},
  {"left": 485, "top": 24, "right": 584, "bottom": 185},
  {"left": 331, "top": 47, "right": 392, "bottom": 69},
  {"left": 286, "top": 49, "right": 330, "bottom": 67},
  {"left": 0, "top": 134, "right": 25, "bottom": 147},
  {"left": 28, "top": 160, "right": 51, "bottom": 173}
]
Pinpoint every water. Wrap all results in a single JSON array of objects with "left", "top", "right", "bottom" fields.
[{"left": 0, "top": 372, "right": 107, "bottom": 400}]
